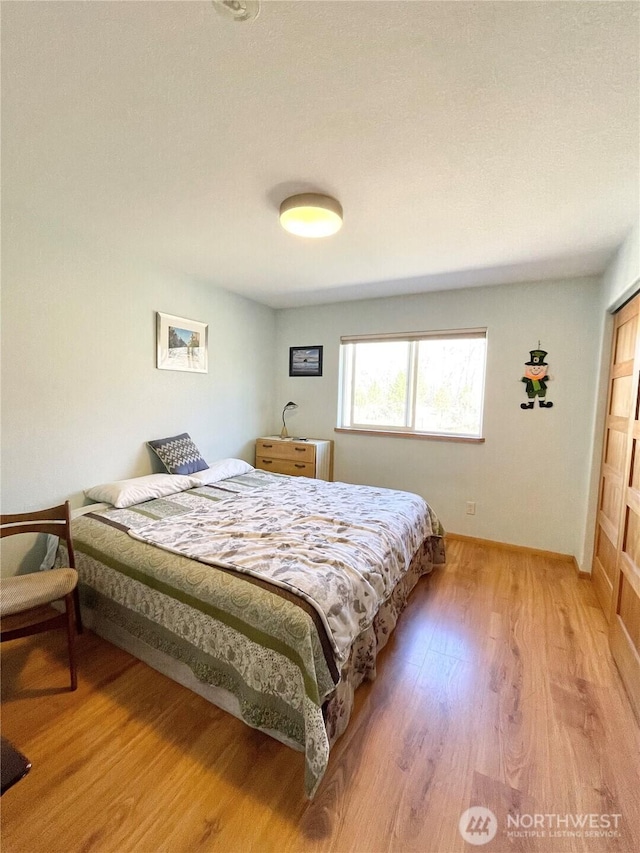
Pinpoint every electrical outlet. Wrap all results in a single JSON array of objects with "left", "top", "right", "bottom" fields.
[{"left": 466, "top": 501, "right": 476, "bottom": 515}]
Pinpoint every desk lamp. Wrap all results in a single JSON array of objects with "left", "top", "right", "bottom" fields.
[{"left": 280, "top": 401, "right": 298, "bottom": 438}]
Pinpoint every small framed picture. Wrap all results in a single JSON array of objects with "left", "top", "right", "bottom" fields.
[
  {"left": 289, "top": 345, "right": 323, "bottom": 377},
  {"left": 157, "top": 312, "right": 208, "bottom": 373}
]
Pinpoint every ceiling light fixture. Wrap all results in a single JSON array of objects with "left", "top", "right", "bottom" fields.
[
  {"left": 211, "top": 1, "right": 260, "bottom": 23},
  {"left": 279, "top": 193, "right": 343, "bottom": 238}
]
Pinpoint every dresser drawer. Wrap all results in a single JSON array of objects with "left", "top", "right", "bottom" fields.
[
  {"left": 256, "top": 457, "right": 315, "bottom": 477},
  {"left": 255, "top": 437, "right": 333, "bottom": 480},
  {"left": 256, "top": 439, "right": 316, "bottom": 464}
]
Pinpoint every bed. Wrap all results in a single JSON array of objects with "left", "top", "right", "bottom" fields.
[{"left": 56, "top": 465, "right": 445, "bottom": 797}]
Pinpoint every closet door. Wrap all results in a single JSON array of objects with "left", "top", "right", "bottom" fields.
[
  {"left": 593, "top": 293, "right": 640, "bottom": 720},
  {"left": 593, "top": 298, "right": 637, "bottom": 615},
  {"left": 609, "top": 298, "right": 640, "bottom": 719}
]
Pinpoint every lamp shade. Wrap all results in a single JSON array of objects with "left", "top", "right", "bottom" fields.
[{"left": 279, "top": 194, "right": 343, "bottom": 238}]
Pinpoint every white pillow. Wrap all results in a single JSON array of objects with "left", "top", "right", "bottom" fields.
[
  {"left": 188, "top": 458, "right": 254, "bottom": 485},
  {"left": 84, "top": 474, "right": 198, "bottom": 508}
]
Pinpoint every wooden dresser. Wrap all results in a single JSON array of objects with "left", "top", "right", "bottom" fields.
[{"left": 255, "top": 437, "right": 333, "bottom": 481}]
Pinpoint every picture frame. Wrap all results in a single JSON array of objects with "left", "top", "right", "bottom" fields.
[
  {"left": 156, "top": 312, "right": 208, "bottom": 373},
  {"left": 289, "top": 345, "right": 323, "bottom": 377}
]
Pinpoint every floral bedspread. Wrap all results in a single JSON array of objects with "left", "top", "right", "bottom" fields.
[
  {"left": 67, "top": 470, "right": 444, "bottom": 796},
  {"left": 128, "top": 476, "right": 442, "bottom": 666}
]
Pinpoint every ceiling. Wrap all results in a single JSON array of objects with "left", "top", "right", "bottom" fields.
[{"left": 3, "top": 1, "right": 639, "bottom": 308}]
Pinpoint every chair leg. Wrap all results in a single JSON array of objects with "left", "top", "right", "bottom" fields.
[
  {"left": 73, "top": 584, "right": 83, "bottom": 634},
  {"left": 64, "top": 593, "right": 77, "bottom": 691}
]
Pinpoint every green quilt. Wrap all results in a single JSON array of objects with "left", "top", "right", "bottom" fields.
[{"left": 66, "top": 470, "right": 443, "bottom": 796}]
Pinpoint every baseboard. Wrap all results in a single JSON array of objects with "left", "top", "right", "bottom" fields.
[
  {"left": 573, "top": 558, "right": 592, "bottom": 580},
  {"left": 445, "top": 532, "right": 588, "bottom": 574}
]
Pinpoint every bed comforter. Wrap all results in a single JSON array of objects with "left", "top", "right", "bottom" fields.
[{"left": 63, "top": 470, "right": 445, "bottom": 796}]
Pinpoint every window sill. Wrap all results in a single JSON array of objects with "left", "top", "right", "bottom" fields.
[{"left": 334, "top": 427, "right": 485, "bottom": 443}]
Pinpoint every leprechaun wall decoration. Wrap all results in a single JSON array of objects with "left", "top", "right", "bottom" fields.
[{"left": 521, "top": 346, "right": 553, "bottom": 409}]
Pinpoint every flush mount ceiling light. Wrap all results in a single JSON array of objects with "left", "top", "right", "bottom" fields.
[
  {"left": 211, "top": 1, "right": 260, "bottom": 22},
  {"left": 279, "top": 194, "right": 343, "bottom": 238}
]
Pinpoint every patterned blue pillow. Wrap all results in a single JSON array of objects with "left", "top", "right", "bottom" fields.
[{"left": 147, "top": 433, "right": 208, "bottom": 476}]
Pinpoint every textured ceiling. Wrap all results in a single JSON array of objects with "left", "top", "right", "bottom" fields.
[{"left": 3, "top": 1, "right": 639, "bottom": 308}]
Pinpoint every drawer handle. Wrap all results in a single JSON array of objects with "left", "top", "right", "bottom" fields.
[
  {"left": 294, "top": 447, "right": 306, "bottom": 452},
  {"left": 262, "top": 443, "right": 273, "bottom": 448},
  {"left": 295, "top": 464, "right": 305, "bottom": 469},
  {"left": 262, "top": 459, "right": 272, "bottom": 464}
]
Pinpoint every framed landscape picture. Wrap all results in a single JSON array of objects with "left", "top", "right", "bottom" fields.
[
  {"left": 156, "top": 312, "right": 208, "bottom": 373},
  {"left": 289, "top": 345, "right": 323, "bottom": 377}
]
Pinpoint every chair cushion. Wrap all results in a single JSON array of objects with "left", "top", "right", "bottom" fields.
[{"left": 0, "top": 569, "right": 78, "bottom": 617}]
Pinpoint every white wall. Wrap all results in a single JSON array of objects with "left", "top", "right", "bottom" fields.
[
  {"left": 275, "top": 277, "right": 602, "bottom": 564},
  {"left": 602, "top": 221, "right": 640, "bottom": 312},
  {"left": 1, "top": 213, "right": 276, "bottom": 575}
]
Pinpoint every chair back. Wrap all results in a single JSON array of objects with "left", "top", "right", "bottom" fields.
[
  {"left": 1, "top": 501, "right": 81, "bottom": 690},
  {"left": 0, "top": 502, "right": 76, "bottom": 568}
]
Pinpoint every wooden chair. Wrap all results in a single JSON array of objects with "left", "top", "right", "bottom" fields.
[{"left": 0, "top": 502, "right": 82, "bottom": 690}]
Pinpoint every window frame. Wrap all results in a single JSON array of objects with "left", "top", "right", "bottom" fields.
[{"left": 337, "top": 328, "right": 487, "bottom": 442}]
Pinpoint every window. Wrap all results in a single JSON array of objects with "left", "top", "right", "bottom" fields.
[{"left": 338, "top": 329, "right": 487, "bottom": 440}]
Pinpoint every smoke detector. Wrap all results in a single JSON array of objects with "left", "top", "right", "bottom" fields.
[{"left": 211, "top": 1, "right": 260, "bottom": 23}]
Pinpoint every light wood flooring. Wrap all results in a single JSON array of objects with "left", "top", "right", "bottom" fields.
[{"left": 1, "top": 538, "right": 639, "bottom": 853}]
